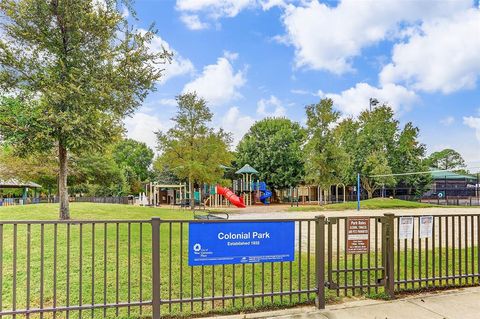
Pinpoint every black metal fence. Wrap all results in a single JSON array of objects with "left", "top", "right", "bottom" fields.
[{"left": 0, "top": 214, "right": 479, "bottom": 318}]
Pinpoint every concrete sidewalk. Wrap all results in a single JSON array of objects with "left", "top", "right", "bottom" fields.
[{"left": 207, "top": 286, "right": 480, "bottom": 319}]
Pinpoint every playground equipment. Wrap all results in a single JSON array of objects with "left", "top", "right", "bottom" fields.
[
  {"left": 252, "top": 182, "right": 272, "bottom": 205},
  {"left": 144, "top": 182, "right": 187, "bottom": 206},
  {"left": 216, "top": 185, "right": 246, "bottom": 208}
]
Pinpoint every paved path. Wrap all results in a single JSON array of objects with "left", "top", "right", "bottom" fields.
[{"left": 207, "top": 286, "right": 480, "bottom": 319}]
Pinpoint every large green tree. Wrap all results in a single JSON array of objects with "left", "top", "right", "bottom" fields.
[
  {"left": 236, "top": 118, "right": 305, "bottom": 190},
  {"left": 303, "top": 98, "right": 346, "bottom": 200},
  {"left": 112, "top": 139, "right": 154, "bottom": 193},
  {"left": 427, "top": 149, "right": 466, "bottom": 170},
  {"left": 0, "top": 0, "right": 168, "bottom": 218},
  {"left": 155, "top": 92, "right": 233, "bottom": 209}
]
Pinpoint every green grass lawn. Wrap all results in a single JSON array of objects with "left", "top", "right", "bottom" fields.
[{"left": 288, "top": 198, "right": 441, "bottom": 212}]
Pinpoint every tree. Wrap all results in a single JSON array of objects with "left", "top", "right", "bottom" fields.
[
  {"left": 112, "top": 139, "right": 154, "bottom": 193},
  {"left": 0, "top": 145, "right": 58, "bottom": 195},
  {"left": 391, "top": 123, "right": 431, "bottom": 196},
  {"left": 236, "top": 118, "right": 305, "bottom": 190},
  {"left": 361, "top": 152, "right": 396, "bottom": 198},
  {"left": 70, "top": 151, "right": 128, "bottom": 196},
  {"left": 356, "top": 106, "right": 399, "bottom": 197},
  {"left": 0, "top": 0, "right": 168, "bottom": 219},
  {"left": 303, "top": 98, "right": 347, "bottom": 203},
  {"left": 427, "top": 149, "right": 466, "bottom": 170},
  {"left": 155, "top": 92, "right": 233, "bottom": 209}
]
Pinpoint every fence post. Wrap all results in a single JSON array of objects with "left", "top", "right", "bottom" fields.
[
  {"left": 384, "top": 213, "right": 395, "bottom": 299},
  {"left": 315, "top": 215, "right": 326, "bottom": 309},
  {"left": 152, "top": 217, "right": 161, "bottom": 319}
]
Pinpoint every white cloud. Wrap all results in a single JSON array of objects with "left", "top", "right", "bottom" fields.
[
  {"left": 176, "top": 0, "right": 287, "bottom": 28},
  {"left": 220, "top": 106, "right": 256, "bottom": 145},
  {"left": 279, "top": 0, "right": 471, "bottom": 74},
  {"left": 124, "top": 112, "right": 171, "bottom": 151},
  {"left": 180, "top": 14, "right": 209, "bottom": 30},
  {"left": 176, "top": 0, "right": 256, "bottom": 18},
  {"left": 440, "top": 116, "right": 455, "bottom": 126},
  {"left": 139, "top": 29, "right": 195, "bottom": 83},
  {"left": 324, "top": 83, "right": 418, "bottom": 116},
  {"left": 380, "top": 8, "right": 480, "bottom": 93},
  {"left": 182, "top": 53, "right": 246, "bottom": 106},
  {"left": 464, "top": 116, "right": 480, "bottom": 142},
  {"left": 256, "top": 95, "right": 286, "bottom": 117},
  {"left": 158, "top": 98, "right": 177, "bottom": 107}
]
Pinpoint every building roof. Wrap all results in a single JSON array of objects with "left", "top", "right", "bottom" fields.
[
  {"left": 236, "top": 164, "right": 259, "bottom": 175},
  {"left": 430, "top": 170, "right": 476, "bottom": 181},
  {"left": 0, "top": 179, "right": 42, "bottom": 188}
]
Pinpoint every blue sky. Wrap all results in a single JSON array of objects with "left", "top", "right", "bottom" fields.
[{"left": 124, "top": 0, "right": 480, "bottom": 168}]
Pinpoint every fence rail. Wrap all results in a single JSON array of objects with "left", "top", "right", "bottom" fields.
[{"left": 0, "top": 213, "right": 479, "bottom": 318}]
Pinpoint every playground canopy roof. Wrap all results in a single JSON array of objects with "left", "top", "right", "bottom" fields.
[
  {"left": 0, "top": 179, "right": 42, "bottom": 189},
  {"left": 236, "top": 164, "right": 258, "bottom": 175},
  {"left": 430, "top": 170, "right": 476, "bottom": 181}
]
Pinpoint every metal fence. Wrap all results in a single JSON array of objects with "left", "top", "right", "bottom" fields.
[
  {"left": 0, "top": 217, "right": 324, "bottom": 318},
  {"left": 0, "top": 214, "right": 479, "bottom": 318},
  {"left": 69, "top": 196, "right": 133, "bottom": 205}
]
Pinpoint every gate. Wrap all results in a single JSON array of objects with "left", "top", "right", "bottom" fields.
[{"left": 324, "top": 215, "right": 393, "bottom": 299}]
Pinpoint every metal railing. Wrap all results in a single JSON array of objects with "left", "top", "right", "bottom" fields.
[
  {"left": 1, "top": 213, "right": 479, "bottom": 318},
  {"left": 0, "top": 217, "right": 324, "bottom": 318}
]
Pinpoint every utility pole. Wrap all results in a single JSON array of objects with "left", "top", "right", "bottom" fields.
[{"left": 369, "top": 98, "right": 379, "bottom": 111}]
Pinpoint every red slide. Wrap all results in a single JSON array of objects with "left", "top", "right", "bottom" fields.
[{"left": 216, "top": 185, "right": 246, "bottom": 208}]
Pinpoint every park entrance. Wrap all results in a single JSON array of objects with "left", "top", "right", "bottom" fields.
[{"left": 0, "top": 213, "right": 479, "bottom": 318}]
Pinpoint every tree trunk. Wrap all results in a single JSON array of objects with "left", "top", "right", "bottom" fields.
[{"left": 58, "top": 143, "right": 70, "bottom": 219}]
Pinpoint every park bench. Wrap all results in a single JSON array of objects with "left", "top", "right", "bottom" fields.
[{"left": 193, "top": 210, "right": 229, "bottom": 220}]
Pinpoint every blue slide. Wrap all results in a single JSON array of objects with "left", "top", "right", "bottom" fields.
[{"left": 260, "top": 189, "right": 272, "bottom": 204}]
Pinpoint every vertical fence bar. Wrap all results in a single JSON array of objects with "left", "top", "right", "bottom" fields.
[
  {"left": 66, "top": 223, "right": 70, "bottom": 319},
  {"left": 152, "top": 218, "right": 161, "bottom": 319},
  {"left": 0, "top": 224, "right": 2, "bottom": 317},
  {"left": 169, "top": 223, "right": 173, "bottom": 313},
  {"left": 115, "top": 223, "right": 119, "bottom": 317},
  {"left": 315, "top": 215, "right": 325, "bottom": 309},
  {"left": 40, "top": 224, "right": 45, "bottom": 319},
  {"left": 452, "top": 216, "right": 455, "bottom": 286},
  {"left": 12, "top": 224, "right": 17, "bottom": 319},
  {"left": 307, "top": 221, "right": 311, "bottom": 300},
  {"left": 103, "top": 223, "right": 107, "bottom": 318},
  {"left": 79, "top": 223, "right": 83, "bottom": 319},
  {"left": 459, "top": 216, "right": 462, "bottom": 285},
  {"left": 298, "top": 221, "right": 302, "bottom": 302},
  {"left": 139, "top": 222, "right": 143, "bottom": 316},
  {"left": 179, "top": 222, "right": 183, "bottom": 313},
  {"left": 53, "top": 224, "right": 58, "bottom": 319},
  {"left": 91, "top": 223, "right": 95, "bottom": 319},
  {"left": 26, "top": 224, "right": 31, "bottom": 319},
  {"left": 446, "top": 217, "right": 449, "bottom": 286},
  {"left": 128, "top": 223, "right": 131, "bottom": 317},
  {"left": 439, "top": 217, "right": 443, "bottom": 286},
  {"left": 384, "top": 214, "right": 395, "bottom": 299}
]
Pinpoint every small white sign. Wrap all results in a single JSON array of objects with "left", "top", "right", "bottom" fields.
[
  {"left": 419, "top": 216, "right": 433, "bottom": 238},
  {"left": 399, "top": 217, "right": 414, "bottom": 240}
]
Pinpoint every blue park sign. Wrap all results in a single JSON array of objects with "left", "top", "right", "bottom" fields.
[{"left": 188, "top": 221, "right": 295, "bottom": 266}]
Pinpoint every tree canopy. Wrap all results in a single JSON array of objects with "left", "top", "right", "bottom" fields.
[
  {"left": 304, "top": 98, "right": 346, "bottom": 193},
  {"left": 155, "top": 92, "right": 233, "bottom": 208},
  {"left": 0, "top": 0, "right": 168, "bottom": 218},
  {"left": 236, "top": 117, "right": 305, "bottom": 190},
  {"left": 427, "top": 149, "right": 466, "bottom": 170}
]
